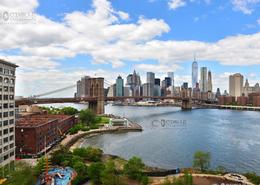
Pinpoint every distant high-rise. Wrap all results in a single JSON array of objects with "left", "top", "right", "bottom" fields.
[
  {"left": 200, "top": 67, "right": 208, "bottom": 92},
  {"left": 76, "top": 76, "right": 90, "bottom": 98},
  {"left": 126, "top": 70, "right": 141, "bottom": 87},
  {"left": 147, "top": 72, "right": 155, "bottom": 96},
  {"left": 147, "top": 72, "right": 155, "bottom": 84},
  {"left": 229, "top": 73, "right": 244, "bottom": 98},
  {"left": 207, "top": 70, "right": 212, "bottom": 92},
  {"left": 216, "top": 88, "right": 221, "bottom": 98},
  {"left": 116, "top": 75, "right": 124, "bottom": 97},
  {"left": 154, "top": 78, "right": 160, "bottom": 86},
  {"left": 167, "top": 72, "right": 174, "bottom": 87},
  {"left": 192, "top": 59, "right": 198, "bottom": 89},
  {"left": 164, "top": 77, "right": 171, "bottom": 88},
  {"left": 107, "top": 84, "right": 116, "bottom": 97}
]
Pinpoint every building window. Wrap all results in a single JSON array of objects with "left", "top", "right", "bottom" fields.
[
  {"left": 9, "top": 127, "right": 14, "bottom": 133},
  {"left": 0, "top": 121, "right": 2, "bottom": 126},
  {"left": 9, "top": 95, "right": 14, "bottom": 100},
  {"left": 4, "top": 78, "right": 9, "bottom": 84},
  {"left": 10, "top": 79, "right": 15, "bottom": 85},
  {"left": 4, "top": 86, "right": 8, "bottom": 92},
  {"left": 3, "top": 137, "right": 8, "bottom": 143},
  {"left": 3, "top": 120, "right": 8, "bottom": 126},
  {"left": 0, "top": 148, "right": 2, "bottom": 154},
  {"left": 3, "top": 112, "right": 8, "bottom": 118},
  {"left": 4, "top": 95, "right": 8, "bottom": 100},
  {"left": 0, "top": 95, "right": 2, "bottom": 101},
  {"left": 9, "top": 119, "right": 14, "bottom": 125},
  {"left": 9, "top": 135, "right": 13, "bottom": 141},
  {"left": 4, "top": 146, "right": 8, "bottom": 152},
  {"left": 0, "top": 68, "right": 3, "bottom": 73},
  {"left": 10, "top": 70, "right": 15, "bottom": 76},
  {"left": 9, "top": 143, "right": 14, "bottom": 149},
  {"left": 9, "top": 111, "right": 14, "bottom": 117},
  {"left": 9, "top": 103, "right": 14, "bottom": 108},
  {"left": 10, "top": 151, "right": 14, "bottom": 157},
  {"left": 9, "top": 87, "right": 14, "bottom": 92},
  {"left": 4, "top": 69, "right": 9, "bottom": 75},
  {"left": 3, "top": 129, "right": 8, "bottom": 135},
  {"left": 4, "top": 154, "right": 8, "bottom": 160},
  {"left": 3, "top": 103, "right": 8, "bottom": 109},
  {"left": 0, "top": 76, "right": 2, "bottom": 83},
  {"left": 0, "top": 130, "right": 2, "bottom": 136}
]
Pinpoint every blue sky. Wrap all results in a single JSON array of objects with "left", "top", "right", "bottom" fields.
[{"left": 1, "top": 0, "right": 260, "bottom": 96}]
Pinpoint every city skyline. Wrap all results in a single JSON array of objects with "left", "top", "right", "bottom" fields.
[{"left": 0, "top": 0, "right": 260, "bottom": 97}]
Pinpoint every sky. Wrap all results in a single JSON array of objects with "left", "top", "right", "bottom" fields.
[{"left": 0, "top": 0, "right": 260, "bottom": 97}]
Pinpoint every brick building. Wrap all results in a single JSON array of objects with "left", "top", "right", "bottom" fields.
[
  {"left": 249, "top": 93, "right": 260, "bottom": 106},
  {"left": 15, "top": 114, "right": 76, "bottom": 157},
  {"left": 237, "top": 96, "right": 249, "bottom": 106},
  {"left": 218, "top": 96, "right": 236, "bottom": 105}
]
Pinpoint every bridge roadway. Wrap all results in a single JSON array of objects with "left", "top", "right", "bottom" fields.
[{"left": 15, "top": 96, "right": 199, "bottom": 106}]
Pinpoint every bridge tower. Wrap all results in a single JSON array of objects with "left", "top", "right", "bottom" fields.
[
  {"left": 88, "top": 78, "right": 105, "bottom": 115},
  {"left": 181, "top": 88, "right": 192, "bottom": 110}
]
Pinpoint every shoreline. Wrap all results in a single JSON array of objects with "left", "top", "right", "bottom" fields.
[{"left": 61, "top": 116, "right": 142, "bottom": 149}]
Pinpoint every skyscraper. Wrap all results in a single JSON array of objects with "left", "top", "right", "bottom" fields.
[
  {"left": 200, "top": 67, "right": 208, "bottom": 92},
  {"left": 167, "top": 72, "right": 174, "bottom": 87},
  {"left": 192, "top": 60, "right": 198, "bottom": 89},
  {"left": 207, "top": 70, "right": 212, "bottom": 92},
  {"left": 116, "top": 75, "right": 124, "bottom": 97},
  {"left": 154, "top": 78, "right": 160, "bottom": 86},
  {"left": 0, "top": 59, "right": 18, "bottom": 166},
  {"left": 164, "top": 77, "right": 171, "bottom": 88},
  {"left": 147, "top": 72, "right": 155, "bottom": 84},
  {"left": 75, "top": 76, "right": 90, "bottom": 98},
  {"left": 229, "top": 73, "right": 244, "bottom": 98},
  {"left": 147, "top": 72, "right": 155, "bottom": 96}
]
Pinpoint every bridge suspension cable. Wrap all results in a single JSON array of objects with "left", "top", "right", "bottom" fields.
[{"left": 32, "top": 84, "right": 76, "bottom": 98}]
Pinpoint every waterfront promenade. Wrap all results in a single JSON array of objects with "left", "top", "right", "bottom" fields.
[{"left": 61, "top": 121, "right": 142, "bottom": 149}]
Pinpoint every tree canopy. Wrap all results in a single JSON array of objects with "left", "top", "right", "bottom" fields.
[{"left": 193, "top": 151, "right": 211, "bottom": 172}]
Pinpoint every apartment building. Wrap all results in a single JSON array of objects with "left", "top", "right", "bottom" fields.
[{"left": 0, "top": 59, "right": 18, "bottom": 166}]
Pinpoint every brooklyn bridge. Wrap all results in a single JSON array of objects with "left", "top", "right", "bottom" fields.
[{"left": 15, "top": 77, "right": 208, "bottom": 114}]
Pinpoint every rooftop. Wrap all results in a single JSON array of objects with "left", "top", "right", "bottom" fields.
[
  {"left": 16, "top": 114, "right": 73, "bottom": 127},
  {"left": 0, "top": 59, "right": 19, "bottom": 68}
]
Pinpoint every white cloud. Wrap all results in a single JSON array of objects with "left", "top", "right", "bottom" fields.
[
  {"left": 168, "top": 0, "right": 186, "bottom": 10},
  {"left": 258, "top": 18, "right": 260, "bottom": 25},
  {"left": 0, "top": 0, "right": 260, "bottom": 96},
  {"left": 231, "top": 0, "right": 260, "bottom": 14}
]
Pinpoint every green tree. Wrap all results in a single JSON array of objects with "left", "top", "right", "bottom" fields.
[
  {"left": 5, "top": 161, "right": 36, "bottom": 185},
  {"left": 73, "top": 147, "right": 103, "bottom": 162},
  {"left": 123, "top": 156, "right": 145, "bottom": 181},
  {"left": 193, "top": 151, "right": 211, "bottom": 172},
  {"left": 88, "top": 162, "right": 105, "bottom": 185},
  {"left": 79, "top": 109, "right": 96, "bottom": 126},
  {"left": 34, "top": 157, "right": 45, "bottom": 176},
  {"left": 50, "top": 146, "right": 72, "bottom": 166},
  {"left": 61, "top": 107, "right": 79, "bottom": 115},
  {"left": 72, "top": 161, "right": 88, "bottom": 177},
  {"left": 244, "top": 172, "right": 260, "bottom": 185},
  {"left": 101, "top": 160, "right": 125, "bottom": 185}
]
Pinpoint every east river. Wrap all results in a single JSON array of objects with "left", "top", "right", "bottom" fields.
[{"left": 44, "top": 103, "right": 260, "bottom": 174}]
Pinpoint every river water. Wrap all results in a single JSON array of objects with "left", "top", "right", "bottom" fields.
[{"left": 43, "top": 103, "right": 260, "bottom": 174}]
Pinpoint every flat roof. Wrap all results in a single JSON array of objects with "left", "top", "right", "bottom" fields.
[{"left": 0, "top": 59, "right": 19, "bottom": 68}]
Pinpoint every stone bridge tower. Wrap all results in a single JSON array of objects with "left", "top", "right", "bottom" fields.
[
  {"left": 88, "top": 78, "right": 104, "bottom": 114},
  {"left": 181, "top": 88, "right": 192, "bottom": 110}
]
